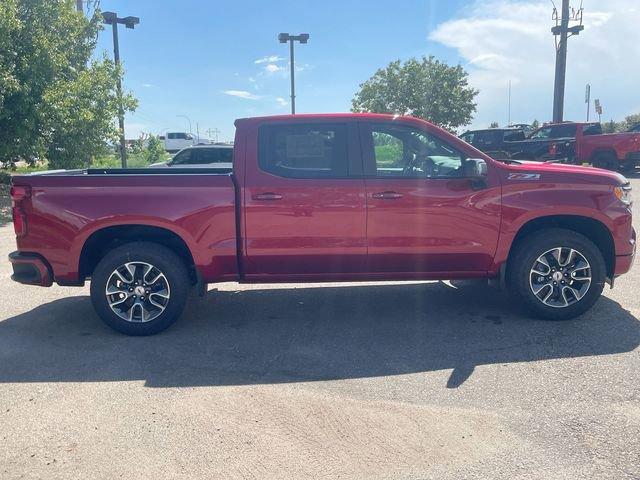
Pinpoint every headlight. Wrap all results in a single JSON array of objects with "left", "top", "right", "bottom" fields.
[{"left": 614, "top": 184, "right": 633, "bottom": 206}]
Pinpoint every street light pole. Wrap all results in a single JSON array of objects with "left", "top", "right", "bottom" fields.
[
  {"left": 102, "top": 11, "right": 140, "bottom": 168},
  {"left": 278, "top": 33, "right": 309, "bottom": 115},
  {"left": 177, "top": 115, "right": 192, "bottom": 134}
]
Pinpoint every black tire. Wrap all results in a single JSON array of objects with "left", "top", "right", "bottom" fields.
[
  {"left": 90, "top": 242, "right": 191, "bottom": 335},
  {"left": 507, "top": 228, "right": 606, "bottom": 320},
  {"left": 592, "top": 151, "right": 618, "bottom": 171}
]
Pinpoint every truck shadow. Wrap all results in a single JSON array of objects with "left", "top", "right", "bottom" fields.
[{"left": 0, "top": 281, "right": 638, "bottom": 388}]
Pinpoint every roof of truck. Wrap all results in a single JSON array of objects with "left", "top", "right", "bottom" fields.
[{"left": 234, "top": 113, "right": 432, "bottom": 126}]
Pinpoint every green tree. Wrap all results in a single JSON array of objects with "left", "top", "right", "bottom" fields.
[
  {"left": 351, "top": 56, "right": 478, "bottom": 131},
  {"left": 601, "top": 119, "right": 619, "bottom": 134},
  {"left": 619, "top": 113, "right": 640, "bottom": 132},
  {"left": 0, "top": 0, "right": 136, "bottom": 169},
  {"left": 489, "top": 121, "right": 499, "bottom": 128},
  {"left": 145, "top": 135, "right": 168, "bottom": 164},
  {"left": 531, "top": 119, "right": 540, "bottom": 129}
]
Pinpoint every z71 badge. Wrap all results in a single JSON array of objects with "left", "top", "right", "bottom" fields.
[{"left": 508, "top": 173, "right": 541, "bottom": 180}]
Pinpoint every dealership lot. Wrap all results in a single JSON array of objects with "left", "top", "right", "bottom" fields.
[{"left": 0, "top": 177, "right": 638, "bottom": 479}]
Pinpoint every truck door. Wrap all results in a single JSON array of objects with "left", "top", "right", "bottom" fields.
[
  {"left": 242, "top": 120, "right": 367, "bottom": 278},
  {"left": 360, "top": 120, "right": 501, "bottom": 275}
]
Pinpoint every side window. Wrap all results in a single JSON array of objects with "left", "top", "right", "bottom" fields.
[
  {"left": 198, "top": 148, "right": 233, "bottom": 164},
  {"left": 549, "top": 124, "right": 577, "bottom": 138},
  {"left": 583, "top": 123, "right": 602, "bottom": 136},
  {"left": 530, "top": 127, "right": 551, "bottom": 139},
  {"left": 171, "top": 149, "right": 191, "bottom": 165},
  {"left": 259, "top": 123, "right": 348, "bottom": 178},
  {"left": 368, "top": 124, "right": 464, "bottom": 178}
]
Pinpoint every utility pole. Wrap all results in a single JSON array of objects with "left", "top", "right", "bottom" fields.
[
  {"left": 102, "top": 12, "right": 140, "bottom": 168},
  {"left": 206, "top": 128, "right": 221, "bottom": 143},
  {"left": 551, "top": 0, "right": 583, "bottom": 122},
  {"left": 278, "top": 33, "right": 309, "bottom": 114}
]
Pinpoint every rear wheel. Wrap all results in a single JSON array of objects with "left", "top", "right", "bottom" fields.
[
  {"left": 90, "top": 242, "right": 191, "bottom": 335},
  {"left": 592, "top": 151, "right": 618, "bottom": 171},
  {"left": 507, "top": 229, "right": 606, "bottom": 320}
]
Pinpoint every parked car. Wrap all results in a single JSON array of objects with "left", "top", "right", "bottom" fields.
[
  {"left": 9, "top": 113, "right": 635, "bottom": 335},
  {"left": 160, "top": 132, "right": 208, "bottom": 153},
  {"left": 149, "top": 144, "right": 233, "bottom": 169},
  {"left": 459, "top": 127, "right": 527, "bottom": 160},
  {"left": 502, "top": 122, "right": 640, "bottom": 171}
]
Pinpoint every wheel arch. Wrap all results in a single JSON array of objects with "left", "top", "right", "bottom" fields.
[
  {"left": 506, "top": 215, "right": 615, "bottom": 279},
  {"left": 590, "top": 147, "right": 618, "bottom": 162},
  {"left": 78, "top": 224, "right": 198, "bottom": 284}
]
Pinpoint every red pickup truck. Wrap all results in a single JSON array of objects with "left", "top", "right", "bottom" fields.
[
  {"left": 522, "top": 122, "right": 640, "bottom": 171},
  {"left": 9, "top": 114, "right": 636, "bottom": 335}
]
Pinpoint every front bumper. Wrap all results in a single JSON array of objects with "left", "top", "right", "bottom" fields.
[
  {"left": 614, "top": 227, "right": 636, "bottom": 276},
  {"left": 8, "top": 251, "right": 53, "bottom": 287}
]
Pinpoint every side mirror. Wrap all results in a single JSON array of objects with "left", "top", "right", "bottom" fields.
[{"left": 463, "top": 158, "right": 487, "bottom": 178}]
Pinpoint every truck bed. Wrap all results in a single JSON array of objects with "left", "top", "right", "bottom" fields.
[{"left": 12, "top": 169, "right": 238, "bottom": 284}]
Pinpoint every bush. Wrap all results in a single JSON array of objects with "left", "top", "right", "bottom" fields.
[{"left": 145, "top": 136, "right": 168, "bottom": 164}]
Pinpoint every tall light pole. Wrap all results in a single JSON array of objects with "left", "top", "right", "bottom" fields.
[
  {"left": 102, "top": 12, "right": 139, "bottom": 168},
  {"left": 176, "top": 115, "right": 192, "bottom": 134},
  {"left": 278, "top": 33, "right": 309, "bottom": 114}
]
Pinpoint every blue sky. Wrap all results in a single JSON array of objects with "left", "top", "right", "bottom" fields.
[{"left": 94, "top": 0, "right": 640, "bottom": 141}]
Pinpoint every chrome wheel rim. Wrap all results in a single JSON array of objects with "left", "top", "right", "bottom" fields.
[
  {"left": 529, "top": 247, "right": 591, "bottom": 308},
  {"left": 105, "top": 262, "right": 170, "bottom": 323}
]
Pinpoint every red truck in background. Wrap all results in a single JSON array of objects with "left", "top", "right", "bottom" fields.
[
  {"left": 511, "top": 122, "right": 640, "bottom": 171},
  {"left": 9, "top": 114, "right": 636, "bottom": 335}
]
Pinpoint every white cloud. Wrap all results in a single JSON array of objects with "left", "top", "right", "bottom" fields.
[
  {"left": 429, "top": 0, "right": 640, "bottom": 128},
  {"left": 141, "top": 83, "right": 153, "bottom": 88},
  {"left": 264, "top": 63, "right": 285, "bottom": 74},
  {"left": 254, "top": 55, "right": 285, "bottom": 64},
  {"left": 223, "top": 90, "right": 260, "bottom": 100},
  {"left": 276, "top": 97, "right": 288, "bottom": 107}
]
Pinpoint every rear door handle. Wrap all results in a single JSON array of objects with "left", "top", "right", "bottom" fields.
[
  {"left": 372, "top": 191, "right": 403, "bottom": 200},
  {"left": 252, "top": 192, "right": 283, "bottom": 201}
]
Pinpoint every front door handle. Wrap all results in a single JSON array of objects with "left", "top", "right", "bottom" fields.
[
  {"left": 372, "top": 191, "right": 403, "bottom": 200},
  {"left": 252, "top": 192, "right": 283, "bottom": 201}
]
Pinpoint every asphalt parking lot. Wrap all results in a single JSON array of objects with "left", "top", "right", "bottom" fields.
[{"left": 0, "top": 177, "right": 639, "bottom": 479}]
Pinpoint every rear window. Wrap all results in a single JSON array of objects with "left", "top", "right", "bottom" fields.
[{"left": 259, "top": 123, "right": 348, "bottom": 178}]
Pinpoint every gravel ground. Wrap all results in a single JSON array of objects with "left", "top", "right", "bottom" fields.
[{"left": 0, "top": 177, "right": 638, "bottom": 479}]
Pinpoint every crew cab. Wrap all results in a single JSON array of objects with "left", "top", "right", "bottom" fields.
[{"left": 9, "top": 114, "right": 636, "bottom": 335}]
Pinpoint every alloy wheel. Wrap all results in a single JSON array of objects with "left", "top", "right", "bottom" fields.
[
  {"left": 529, "top": 247, "right": 591, "bottom": 308},
  {"left": 105, "top": 262, "right": 171, "bottom": 322}
]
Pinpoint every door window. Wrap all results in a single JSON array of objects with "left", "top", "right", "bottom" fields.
[
  {"left": 259, "top": 124, "right": 349, "bottom": 178},
  {"left": 170, "top": 149, "right": 192, "bottom": 165},
  {"left": 366, "top": 124, "right": 464, "bottom": 178},
  {"left": 197, "top": 148, "right": 233, "bottom": 164}
]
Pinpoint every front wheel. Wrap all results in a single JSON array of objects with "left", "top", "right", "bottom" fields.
[
  {"left": 90, "top": 242, "right": 191, "bottom": 335},
  {"left": 507, "top": 229, "right": 606, "bottom": 320},
  {"left": 592, "top": 151, "right": 618, "bottom": 171}
]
